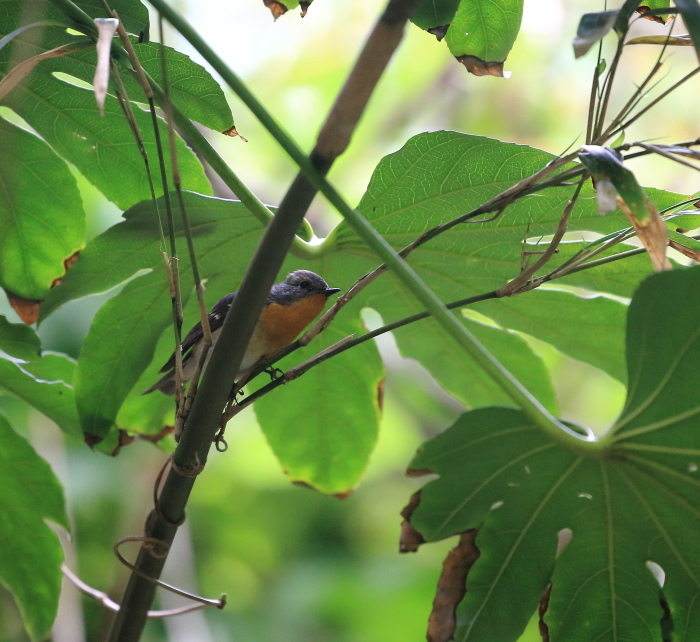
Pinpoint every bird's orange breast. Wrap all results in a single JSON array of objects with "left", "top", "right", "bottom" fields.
[{"left": 255, "top": 294, "right": 328, "bottom": 355}]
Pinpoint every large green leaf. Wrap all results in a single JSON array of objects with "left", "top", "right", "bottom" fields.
[
  {"left": 472, "top": 288, "right": 628, "bottom": 383},
  {"left": 0, "top": 4, "right": 211, "bottom": 210},
  {"left": 412, "top": 0, "right": 460, "bottom": 31},
  {"left": 254, "top": 290, "right": 383, "bottom": 495},
  {"left": 344, "top": 132, "right": 679, "bottom": 380},
  {"left": 0, "top": 412, "right": 68, "bottom": 640},
  {"left": 74, "top": 0, "right": 149, "bottom": 37},
  {"left": 2, "top": 70, "right": 211, "bottom": 209},
  {"left": 403, "top": 266, "right": 700, "bottom": 641},
  {"left": 0, "top": 117, "right": 84, "bottom": 300},
  {"left": 391, "top": 307, "right": 558, "bottom": 412},
  {"left": 411, "top": 0, "right": 524, "bottom": 75},
  {"left": 445, "top": 0, "right": 524, "bottom": 75},
  {"left": 0, "top": 316, "right": 80, "bottom": 436},
  {"left": 45, "top": 194, "right": 263, "bottom": 440},
  {"left": 42, "top": 41, "right": 235, "bottom": 133},
  {"left": 39, "top": 133, "right": 687, "bottom": 492}
]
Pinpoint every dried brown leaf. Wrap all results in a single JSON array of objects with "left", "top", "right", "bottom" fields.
[
  {"left": 428, "top": 24, "right": 449, "bottom": 41},
  {"left": 669, "top": 238, "right": 700, "bottom": 262},
  {"left": 221, "top": 125, "right": 248, "bottom": 142},
  {"left": 636, "top": 6, "right": 669, "bottom": 24},
  {"left": 399, "top": 491, "right": 425, "bottom": 552},
  {"left": 263, "top": 0, "right": 287, "bottom": 20},
  {"left": 50, "top": 250, "right": 80, "bottom": 289},
  {"left": 0, "top": 43, "right": 86, "bottom": 102},
  {"left": 456, "top": 55, "right": 511, "bottom": 78},
  {"left": 428, "top": 530, "right": 480, "bottom": 642},
  {"left": 617, "top": 196, "right": 671, "bottom": 271},
  {"left": 5, "top": 291, "right": 41, "bottom": 325}
]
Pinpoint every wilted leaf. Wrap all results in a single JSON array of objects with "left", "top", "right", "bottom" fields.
[
  {"left": 0, "top": 41, "right": 89, "bottom": 101},
  {"left": 636, "top": 1, "right": 671, "bottom": 24},
  {"left": 263, "top": 0, "right": 312, "bottom": 18},
  {"left": 573, "top": 10, "right": 618, "bottom": 58},
  {"left": 581, "top": 145, "right": 669, "bottom": 271},
  {"left": 617, "top": 197, "right": 670, "bottom": 271},
  {"left": 428, "top": 530, "right": 480, "bottom": 642},
  {"left": 455, "top": 55, "right": 510, "bottom": 78},
  {"left": 667, "top": 229, "right": 700, "bottom": 261},
  {"left": 627, "top": 34, "right": 693, "bottom": 46},
  {"left": 92, "top": 18, "right": 119, "bottom": 116}
]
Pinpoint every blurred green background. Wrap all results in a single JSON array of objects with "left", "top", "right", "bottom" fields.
[{"left": 1, "top": 0, "right": 698, "bottom": 640}]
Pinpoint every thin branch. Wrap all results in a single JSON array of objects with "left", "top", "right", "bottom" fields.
[
  {"left": 157, "top": 16, "right": 212, "bottom": 412},
  {"left": 594, "top": 38, "right": 626, "bottom": 141},
  {"left": 633, "top": 141, "right": 700, "bottom": 171},
  {"left": 226, "top": 288, "right": 501, "bottom": 419},
  {"left": 496, "top": 178, "right": 586, "bottom": 296},
  {"left": 587, "top": 39, "right": 604, "bottom": 144},
  {"left": 62, "top": 564, "right": 221, "bottom": 619},
  {"left": 605, "top": 64, "right": 700, "bottom": 139},
  {"left": 113, "top": 14, "right": 186, "bottom": 403}
]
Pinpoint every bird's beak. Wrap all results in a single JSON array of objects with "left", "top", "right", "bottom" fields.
[{"left": 325, "top": 287, "right": 341, "bottom": 296}]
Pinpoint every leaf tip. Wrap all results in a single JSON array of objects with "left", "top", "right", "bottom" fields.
[
  {"left": 263, "top": 0, "right": 287, "bottom": 20},
  {"left": 455, "top": 55, "right": 509, "bottom": 78},
  {"left": 5, "top": 290, "right": 41, "bottom": 325}
]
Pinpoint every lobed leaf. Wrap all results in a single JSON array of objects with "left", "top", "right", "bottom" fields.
[{"left": 404, "top": 266, "right": 700, "bottom": 641}]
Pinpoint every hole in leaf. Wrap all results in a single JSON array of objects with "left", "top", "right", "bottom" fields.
[
  {"left": 490, "top": 500, "right": 504, "bottom": 511},
  {"left": 578, "top": 492, "right": 593, "bottom": 499},
  {"left": 52, "top": 71, "right": 92, "bottom": 91},
  {"left": 688, "top": 462, "right": 698, "bottom": 473},
  {"left": 556, "top": 528, "right": 573, "bottom": 557},
  {"left": 647, "top": 561, "right": 665, "bottom": 587}
]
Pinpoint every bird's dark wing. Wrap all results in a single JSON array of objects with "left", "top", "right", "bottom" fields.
[{"left": 158, "top": 292, "right": 236, "bottom": 373}]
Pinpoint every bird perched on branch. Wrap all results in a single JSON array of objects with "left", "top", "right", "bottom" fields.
[{"left": 143, "top": 270, "right": 341, "bottom": 396}]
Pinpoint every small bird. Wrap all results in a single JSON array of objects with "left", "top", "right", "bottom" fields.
[{"left": 143, "top": 270, "right": 341, "bottom": 396}]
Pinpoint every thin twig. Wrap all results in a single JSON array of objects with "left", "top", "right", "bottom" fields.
[
  {"left": 113, "top": 12, "right": 185, "bottom": 401},
  {"left": 62, "top": 564, "right": 220, "bottom": 618},
  {"left": 633, "top": 142, "right": 700, "bottom": 171},
  {"left": 606, "top": 65, "right": 700, "bottom": 140},
  {"left": 594, "top": 38, "right": 625, "bottom": 141},
  {"left": 157, "top": 16, "right": 212, "bottom": 415},
  {"left": 496, "top": 178, "right": 586, "bottom": 296}
]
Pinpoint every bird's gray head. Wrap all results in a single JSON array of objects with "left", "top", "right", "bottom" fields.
[{"left": 269, "top": 270, "right": 341, "bottom": 305}]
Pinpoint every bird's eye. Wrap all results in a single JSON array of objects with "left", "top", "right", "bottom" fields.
[{"left": 299, "top": 280, "right": 311, "bottom": 289}]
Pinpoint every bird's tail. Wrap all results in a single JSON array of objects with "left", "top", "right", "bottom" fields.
[{"left": 141, "top": 370, "right": 177, "bottom": 396}]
